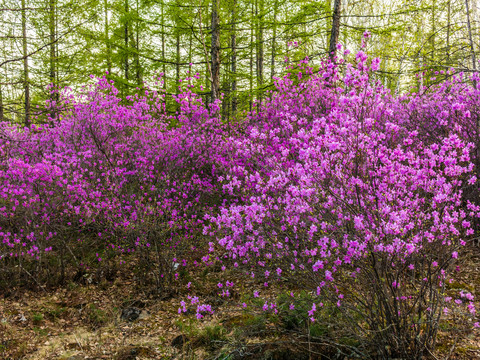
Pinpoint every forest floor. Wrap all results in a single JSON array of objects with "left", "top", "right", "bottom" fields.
[
  {"left": 0, "top": 261, "right": 311, "bottom": 360},
  {"left": 2, "top": 249, "right": 480, "bottom": 360}
]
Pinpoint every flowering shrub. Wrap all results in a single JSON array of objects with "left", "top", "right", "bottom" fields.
[
  {"left": 393, "top": 72, "right": 480, "bottom": 235},
  {"left": 205, "top": 54, "right": 479, "bottom": 356},
  {"left": 0, "top": 48, "right": 478, "bottom": 356},
  {"left": 0, "top": 76, "right": 231, "bottom": 287}
]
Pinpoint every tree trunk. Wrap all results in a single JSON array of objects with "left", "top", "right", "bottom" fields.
[
  {"left": 231, "top": 0, "right": 237, "bottom": 114},
  {"left": 189, "top": 31, "right": 193, "bottom": 74},
  {"left": 271, "top": 0, "right": 277, "bottom": 80},
  {"left": 431, "top": 0, "right": 436, "bottom": 62},
  {"left": 200, "top": 4, "right": 210, "bottom": 104},
  {"left": 329, "top": 0, "right": 342, "bottom": 60},
  {"left": 22, "top": 0, "right": 30, "bottom": 126},
  {"left": 447, "top": 0, "right": 451, "bottom": 63},
  {"left": 176, "top": 30, "right": 180, "bottom": 94},
  {"left": 465, "top": 0, "right": 477, "bottom": 87},
  {"left": 249, "top": 1, "right": 254, "bottom": 111},
  {"left": 49, "top": 0, "right": 58, "bottom": 120},
  {"left": 0, "top": 86, "right": 4, "bottom": 121},
  {"left": 256, "top": 0, "right": 264, "bottom": 94},
  {"left": 105, "top": 0, "right": 111, "bottom": 74},
  {"left": 161, "top": 0, "right": 166, "bottom": 89},
  {"left": 124, "top": 0, "right": 129, "bottom": 80},
  {"left": 211, "top": 0, "right": 220, "bottom": 102},
  {"left": 135, "top": 0, "right": 141, "bottom": 85}
]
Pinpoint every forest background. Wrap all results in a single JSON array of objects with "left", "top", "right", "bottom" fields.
[{"left": 1, "top": 0, "right": 480, "bottom": 124}]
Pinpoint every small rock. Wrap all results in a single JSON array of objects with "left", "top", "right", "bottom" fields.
[{"left": 120, "top": 307, "right": 141, "bottom": 322}]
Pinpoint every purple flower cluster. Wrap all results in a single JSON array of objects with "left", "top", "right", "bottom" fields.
[
  {"left": 208, "top": 56, "right": 476, "bottom": 298},
  {"left": 1, "top": 48, "right": 479, "bottom": 352},
  {"left": 0, "top": 76, "right": 227, "bottom": 267}
]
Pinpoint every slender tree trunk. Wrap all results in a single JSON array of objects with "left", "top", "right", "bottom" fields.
[
  {"left": 466, "top": 0, "right": 477, "bottom": 69},
  {"left": 49, "top": 0, "right": 56, "bottom": 83},
  {"left": 396, "top": 26, "right": 405, "bottom": 93},
  {"left": 329, "top": 0, "right": 342, "bottom": 60},
  {"left": 249, "top": 1, "right": 254, "bottom": 111},
  {"left": 0, "top": 86, "right": 4, "bottom": 121},
  {"left": 222, "top": 67, "right": 229, "bottom": 119},
  {"left": 211, "top": 0, "right": 220, "bottom": 102},
  {"left": 49, "top": 0, "right": 58, "bottom": 120},
  {"left": 206, "top": 8, "right": 210, "bottom": 104},
  {"left": 161, "top": 0, "right": 166, "bottom": 89},
  {"left": 231, "top": 0, "right": 237, "bottom": 114},
  {"left": 447, "top": 0, "right": 451, "bottom": 63},
  {"left": 285, "top": 41, "right": 289, "bottom": 65},
  {"left": 176, "top": 31, "right": 180, "bottom": 94},
  {"left": 135, "top": 0, "right": 141, "bottom": 85},
  {"left": 419, "top": 57, "right": 424, "bottom": 90},
  {"left": 187, "top": 30, "right": 193, "bottom": 94},
  {"left": 256, "top": 0, "right": 264, "bottom": 96},
  {"left": 418, "top": 18, "right": 425, "bottom": 92},
  {"left": 197, "top": 2, "right": 211, "bottom": 103},
  {"left": 124, "top": 0, "right": 129, "bottom": 80},
  {"left": 105, "top": 0, "right": 111, "bottom": 73},
  {"left": 465, "top": 0, "right": 477, "bottom": 88},
  {"left": 383, "top": 58, "right": 388, "bottom": 87},
  {"left": 189, "top": 32, "right": 193, "bottom": 74},
  {"left": 271, "top": 0, "right": 277, "bottom": 80},
  {"left": 431, "top": 0, "right": 436, "bottom": 62},
  {"left": 22, "top": 0, "right": 30, "bottom": 126}
]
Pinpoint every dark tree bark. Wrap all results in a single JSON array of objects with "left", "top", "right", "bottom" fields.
[
  {"left": 0, "top": 86, "right": 4, "bottom": 121},
  {"left": 22, "top": 0, "right": 30, "bottom": 126},
  {"left": 231, "top": 0, "right": 237, "bottom": 114},
  {"left": 249, "top": 1, "right": 254, "bottom": 111},
  {"left": 124, "top": 0, "right": 129, "bottom": 80},
  {"left": 49, "top": 0, "right": 58, "bottom": 120},
  {"left": 176, "top": 30, "right": 180, "bottom": 94},
  {"left": 447, "top": 0, "right": 451, "bottom": 62},
  {"left": 135, "top": 0, "right": 141, "bottom": 85},
  {"left": 189, "top": 31, "right": 193, "bottom": 74},
  {"left": 161, "top": 0, "right": 166, "bottom": 89},
  {"left": 430, "top": 0, "right": 436, "bottom": 61},
  {"left": 328, "top": 0, "right": 342, "bottom": 60},
  {"left": 256, "top": 0, "right": 264, "bottom": 91},
  {"left": 271, "top": 0, "right": 278, "bottom": 79},
  {"left": 211, "top": 0, "right": 220, "bottom": 101}
]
